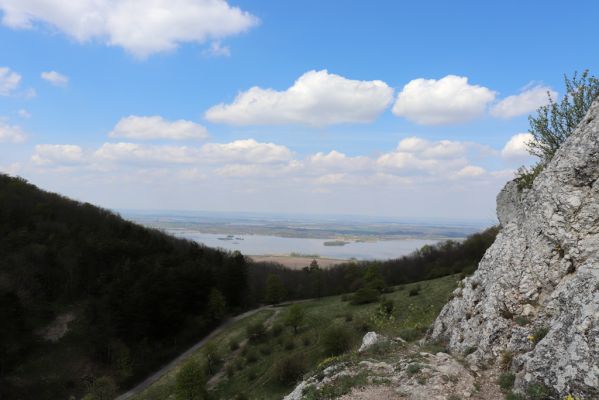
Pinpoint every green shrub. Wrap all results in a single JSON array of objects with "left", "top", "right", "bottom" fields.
[
  {"left": 498, "top": 372, "right": 515, "bottom": 392},
  {"left": 246, "top": 322, "right": 267, "bottom": 343},
  {"left": 408, "top": 285, "right": 421, "bottom": 297},
  {"left": 531, "top": 326, "right": 549, "bottom": 344},
  {"left": 271, "top": 324, "right": 283, "bottom": 337},
  {"left": 302, "top": 335, "right": 311, "bottom": 346},
  {"left": 322, "top": 325, "right": 353, "bottom": 356},
  {"left": 351, "top": 287, "right": 380, "bottom": 305},
  {"left": 228, "top": 339, "right": 239, "bottom": 351},
  {"left": 344, "top": 313, "right": 353, "bottom": 322},
  {"left": 275, "top": 355, "right": 306, "bottom": 385},
  {"left": 259, "top": 345, "right": 272, "bottom": 356},
  {"left": 284, "top": 339, "right": 295, "bottom": 351},
  {"left": 526, "top": 382, "right": 553, "bottom": 399},
  {"left": 397, "top": 327, "right": 426, "bottom": 342},
  {"left": 353, "top": 317, "right": 373, "bottom": 333},
  {"left": 245, "top": 349, "right": 258, "bottom": 364},
  {"left": 407, "top": 363, "right": 422, "bottom": 375},
  {"left": 378, "top": 298, "right": 394, "bottom": 316}
]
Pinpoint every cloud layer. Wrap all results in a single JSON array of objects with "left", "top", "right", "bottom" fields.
[
  {"left": 0, "top": 121, "right": 27, "bottom": 142},
  {"left": 491, "top": 85, "right": 557, "bottom": 118},
  {"left": 392, "top": 75, "right": 496, "bottom": 125},
  {"left": 205, "top": 70, "right": 394, "bottom": 126},
  {"left": 109, "top": 116, "right": 209, "bottom": 141},
  {"left": 0, "top": 0, "right": 259, "bottom": 57}
]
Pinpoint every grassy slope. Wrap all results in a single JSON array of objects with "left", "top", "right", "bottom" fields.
[{"left": 134, "top": 274, "right": 459, "bottom": 400}]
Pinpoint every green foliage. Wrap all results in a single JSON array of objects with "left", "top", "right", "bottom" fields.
[
  {"left": 275, "top": 355, "right": 306, "bottom": 385},
  {"left": 407, "top": 363, "right": 422, "bottom": 374},
  {"left": 322, "top": 324, "right": 353, "bottom": 356},
  {"left": 175, "top": 359, "right": 206, "bottom": 400},
  {"left": 408, "top": 285, "right": 422, "bottom": 297},
  {"left": 0, "top": 174, "right": 249, "bottom": 398},
  {"left": 284, "top": 304, "right": 306, "bottom": 334},
  {"left": 518, "top": 70, "right": 599, "bottom": 190},
  {"left": 351, "top": 287, "right": 380, "bottom": 305},
  {"left": 528, "top": 70, "right": 599, "bottom": 163},
  {"left": 498, "top": 372, "right": 515, "bottom": 392},
  {"left": 532, "top": 326, "right": 549, "bottom": 344},
  {"left": 525, "top": 382, "right": 554, "bottom": 400},
  {"left": 83, "top": 376, "right": 118, "bottom": 400},
  {"left": 264, "top": 274, "right": 286, "bottom": 304},
  {"left": 207, "top": 289, "right": 227, "bottom": 323},
  {"left": 204, "top": 343, "right": 221, "bottom": 376},
  {"left": 246, "top": 322, "right": 267, "bottom": 343},
  {"left": 515, "top": 163, "right": 544, "bottom": 190}
]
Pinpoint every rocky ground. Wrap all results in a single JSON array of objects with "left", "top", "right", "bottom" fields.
[{"left": 284, "top": 333, "right": 504, "bottom": 400}]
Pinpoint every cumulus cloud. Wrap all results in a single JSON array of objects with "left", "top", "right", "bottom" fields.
[
  {"left": 41, "top": 70, "right": 69, "bottom": 86},
  {"left": 491, "top": 85, "right": 557, "bottom": 118},
  {"left": 392, "top": 75, "right": 496, "bottom": 125},
  {"left": 201, "top": 139, "right": 292, "bottom": 163},
  {"left": 109, "top": 115, "right": 209, "bottom": 141},
  {"left": 456, "top": 165, "right": 486, "bottom": 177},
  {"left": 0, "top": 66, "right": 21, "bottom": 95},
  {"left": 94, "top": 142, "right": 199, "bottom": 164},
  {"left": 0, "top": 0, "right": 259, "bottom": 58},
  {"left": 32, "top": 144, "right": 84, "bottom": 165},
  {"left": 307, "top": 150, "right": 371, "bottom": 171},
  {"left": 204, "top": 70, "right": 394, "bottom": 126},
  {"left": 501, "top": 132, "right": 535, "bottom": 160},
  {"left": 0, "top": 121, "right": 27, "bottom": 142}
]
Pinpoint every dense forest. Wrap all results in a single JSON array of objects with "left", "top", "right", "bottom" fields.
[{"left": 0, "top": 174, "right": 497, "bottom": 399}]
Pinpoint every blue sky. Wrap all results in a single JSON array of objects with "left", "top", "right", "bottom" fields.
[{"left": 0, "top": 0, "right": 597, "bottom": 220}]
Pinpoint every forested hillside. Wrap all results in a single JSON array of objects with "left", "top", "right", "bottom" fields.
[{"left": 0, "top": 174, "right": 248, "bottom": 399}]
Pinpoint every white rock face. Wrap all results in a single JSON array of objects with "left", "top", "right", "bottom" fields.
[
  {"left": 358, "top": 331, "right": 384, "bottom": 352},
  {"left": 429, "top": 100, "right": 599, "bottom": 398}
]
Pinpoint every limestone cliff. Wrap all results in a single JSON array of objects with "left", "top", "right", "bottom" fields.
[{"left": 429, "top": 100, "right": 599, "bottom": 398}]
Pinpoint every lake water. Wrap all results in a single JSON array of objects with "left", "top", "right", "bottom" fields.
[{"left": 168, "top": 230, "right": 440, "bottom": 260}]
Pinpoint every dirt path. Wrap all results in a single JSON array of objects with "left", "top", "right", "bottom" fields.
[{"left": 115, "top": 307, "right": 274, "bottom": 400}]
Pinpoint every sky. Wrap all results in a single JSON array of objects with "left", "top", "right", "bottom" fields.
[{"left": 0, "top": 0, "right": 598, "bottom": 220}]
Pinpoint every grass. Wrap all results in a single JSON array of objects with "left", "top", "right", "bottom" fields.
[{"left": 132, "top": 274, "right": 459, "bottom": 400}]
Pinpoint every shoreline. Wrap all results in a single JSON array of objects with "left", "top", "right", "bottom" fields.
[{"left": 249, "top": 254, "right": 349, "bottom": 269}]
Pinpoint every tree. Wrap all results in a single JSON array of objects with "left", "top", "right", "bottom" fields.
[
  {"left": 204, "top": 343, "right": 221, "bottom": 376},
  {"left": 284, "top": 304, "right": 305, "bottom": 334},
  {"left": 82, "top": 376, "right": 118, "bottom": 400},
  {"left": 176, "top": 359, "right": 206, "bottom": 400},
  {"left": 528, "top": 70, "right": 599, "bottom": 163},
  {"left": 207, "top": 288, "right": 227, "bottom": 323},
  {"left": 264, "top": 274, "right": 286, "bottom": 304}
]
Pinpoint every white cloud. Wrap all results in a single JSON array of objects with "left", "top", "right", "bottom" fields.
[
  {"left": 0, "top": 121, "right": 27, "bottom": 142},
  {"left": 32, "top": 144, "right": 84, "bottom": 165},
  {"left": 456, "top": 165, "right": 486, "bottom": 177},
  {"left": 307, "top": 150, "right": 371, "bottom": 171},
  {"left": 392, "top": 75, "right": 496, "bottom": 125},
  {"left": 203, "top": 41, "right": 231, "bottom": 57},
  {"left": 0, "top": 66, "right": 21, "bottom": 95},
  {"left": 41, "top": 70, "right": 69, "bottom": 86},
  {"left": 0, "top": 0, "right": 259, "bottom": 58},
  {"left": 377, "top": 137, "right": 469, "bottom": 174},
  {"left": 491, "top": 85, "right": 557, "bottom": 118},
  {"left": 201, "top": 139, "right": 292, "bottom": 163},
  {"left": 94, "top": 142, "right": 199, "bottom": 164},
  {"left": 18, "top": 109, "right": 31, "bottom": 118},
  {"left": 501, "top": 132, "right": 535, "bottom": 160},
  {"left": 205, "top": 70, "right": 394, "bottom": 126},
  {"left": 109, "top": 115, "right": 209, "bottom": 141}
]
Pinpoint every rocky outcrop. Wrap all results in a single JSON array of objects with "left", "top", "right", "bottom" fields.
[{"left": 429, "top": 100, "right": 599, "bottom": 398}]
